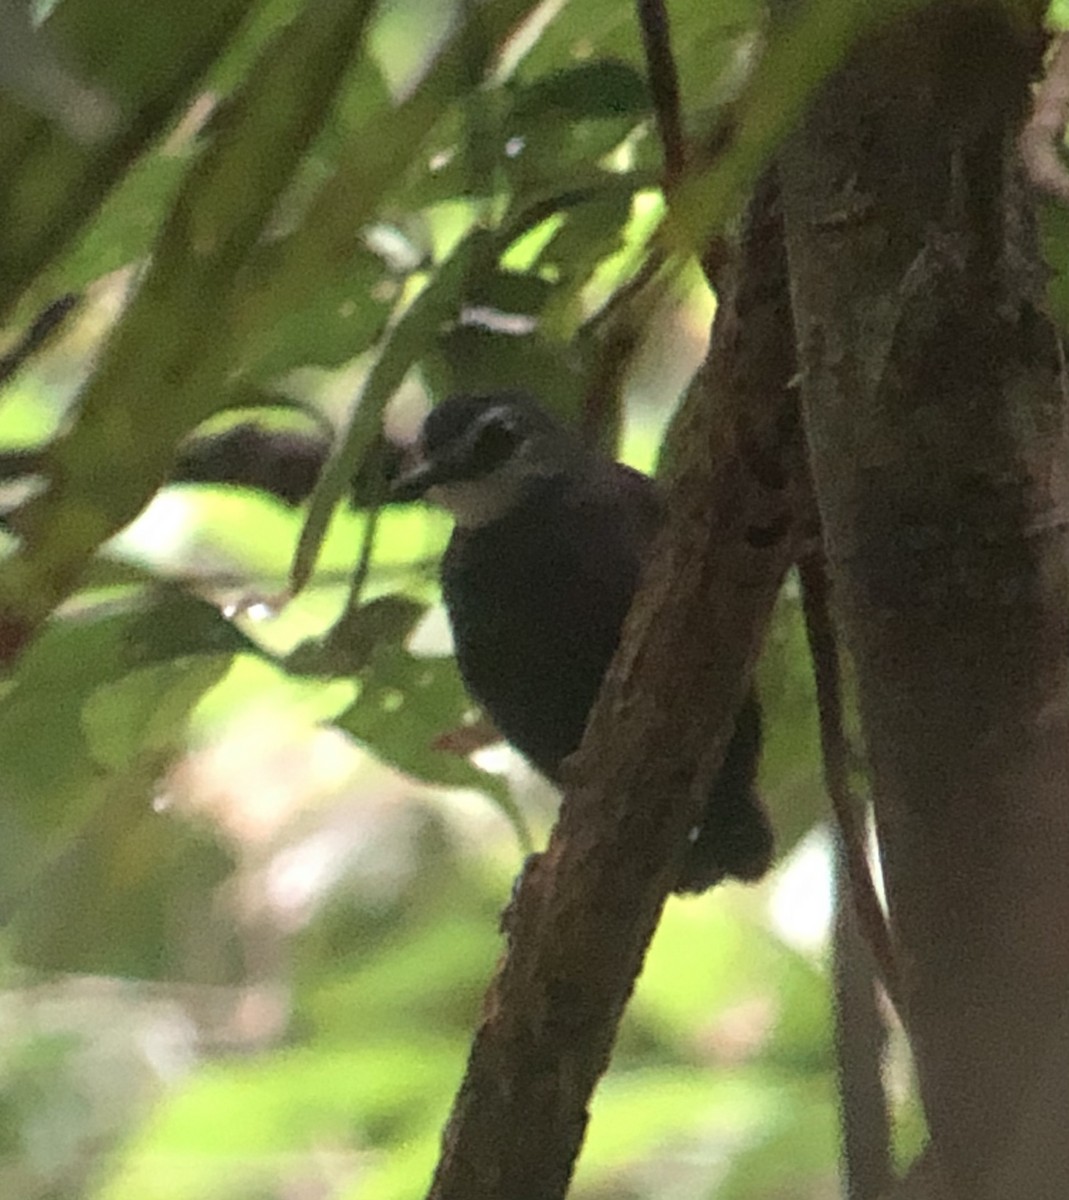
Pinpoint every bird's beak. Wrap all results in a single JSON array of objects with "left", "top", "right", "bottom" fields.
[
  {"left": 390, "top": 456, "right": 437, "bottom": 501},
  {"left": 392, "top": 423, "right": 497, "bottom": 501},
  {"left": 390, "top": 451, "right": 466, "bottom": 501}
]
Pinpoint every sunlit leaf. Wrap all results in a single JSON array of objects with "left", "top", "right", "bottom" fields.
[
  {"left": 0, "top": 0, "right": 379, "bottom": 642},
  {"left": 335, "top": 642, "right": 532, "bottom": 849}
]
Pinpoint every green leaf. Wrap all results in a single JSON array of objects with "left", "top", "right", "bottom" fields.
[
  {"left": 426, "top": 325, "right": 585, "bottom": 414},
  {"left": 535, "top": 192, "right": 634, "bottom": 287},
  {"left": 118, "top": 590, "right": 265, "bottom": 664},
  {"left": 758, "top": 591, "right": 826, "bottom": 853},
  {"left": 670, "top": 0, "right": 925, "bottom": 252},
  {"left": 239, "top": 243, "right": 396, "bottom": 378},
  {"left": 511, "top": 59, "right": 649, "bottom": 123},
  {"left": 0, "top": 0, "right": 252, "bottom": 316},
  {"left": 504, "top": 111, "right": 638, "bottom": 206},
  {"left": 233, "top": 0, "right": 547, "bottom": 341},
  {"left": 461, "top": 268, "right": 556, "bottom": 316},
  {"left": 2, "top": 599, "right": 249, "bottom": 980},
  {"left": 335, "top": 643, "right": 532, "bottom": 849},
  {"left": 286, "top": 594, "right": 425, "bottom": 676},
  {"left": 290, "top": 227, "right": 495, "bottom": 591},
  {"left": 518, "top": 0, "right": 762, "bottom": 119},
  {"left": 0, "top": 0, "right": 379, "bottom": 643},
  {"left": 32, "top": 152, "right": 190, "bottom": 301},
  {"left": 0, "top": 592, "right": 254, "bottom": 905},
  {"left": 82, "top": 658, "right": 232, "bottom": 771}
]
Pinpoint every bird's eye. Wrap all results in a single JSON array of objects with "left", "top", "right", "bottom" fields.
[{"left": 469, "top": 412, "right": 522, "bottom": 476}]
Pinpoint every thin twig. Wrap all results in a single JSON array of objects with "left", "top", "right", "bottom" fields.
[
  {"left": 1020, "top": 32, "right": 1069, "bottom": 203},
  {"left": 635, "top": 1, "right": 734, "bottom": 290},
  {"left": 342, "top": 429, "right": 394, "bottom": 616},
  {"left": 834, "top": 844, "right": 893, "bottom": 1200},
  {"left": 797, "top": 551, "right": 904, "bottom": 1020},
  {"left": 577, "top": 250, "right": 671, "bottom": 448},
  {"left": 344, "top": 500, "right": 383, "bottom": 617},
  {"left": 636, "top": 0, "right": 687, "bottom": 188}
]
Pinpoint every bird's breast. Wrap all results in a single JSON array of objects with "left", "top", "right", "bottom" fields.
[{"left": 441, "top": 507, "right": 641, "bottom": 779}]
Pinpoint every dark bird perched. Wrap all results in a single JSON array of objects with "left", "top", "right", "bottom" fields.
[{"left": 392, "top": 392, "right": 773, "bottom": 891}]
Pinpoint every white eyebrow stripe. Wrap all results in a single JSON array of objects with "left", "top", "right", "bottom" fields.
[{"left": 473, "top": 406, "right": 519, "bottom": 432}]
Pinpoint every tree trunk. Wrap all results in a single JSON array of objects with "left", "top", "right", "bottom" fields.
[{"left": 778, "top": 7, "right": 1069, "bottom": 1195}]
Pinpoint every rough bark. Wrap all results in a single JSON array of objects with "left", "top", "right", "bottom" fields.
[
  {"left": 778, "top": 7, "right": 1069, "bottom": 1196},
  {"left": 425, "top": 176, "right": 802, "bottom": 1199}
]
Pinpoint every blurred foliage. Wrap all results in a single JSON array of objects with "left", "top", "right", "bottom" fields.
[{"left": 0, "top": 0, "right": 988, "bottom": 1195}]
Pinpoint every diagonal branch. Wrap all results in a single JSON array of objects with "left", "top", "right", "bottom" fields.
[{"left": 425, "top": 172, "right": 802, "bottom": 1200}]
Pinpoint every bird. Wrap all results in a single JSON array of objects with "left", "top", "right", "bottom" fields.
[{"left": 391, "top": 391, "right": 773, "bottom": 892}]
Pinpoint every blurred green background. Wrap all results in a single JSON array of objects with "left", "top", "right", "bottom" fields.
[{"left": 0, "top": 0, "right": 954, "bottom": 1195}]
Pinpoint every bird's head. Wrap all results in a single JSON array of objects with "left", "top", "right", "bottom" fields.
[{"left": 391, "top": 392, "right": 574, "bottom": 527}]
